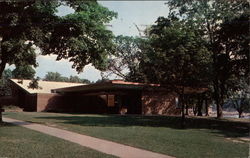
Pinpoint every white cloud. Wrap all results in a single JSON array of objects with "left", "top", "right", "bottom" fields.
[{"left": 35, "top": 55, "right": 102, "bottom": 82}]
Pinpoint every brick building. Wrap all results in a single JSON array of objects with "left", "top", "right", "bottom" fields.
[{"left": 0, "top": 79, "right": 206, "bottom": 115}]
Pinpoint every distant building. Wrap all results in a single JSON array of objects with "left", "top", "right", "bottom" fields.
[{"left": 0, "top": 79, "right": 207, "bottom": 115}]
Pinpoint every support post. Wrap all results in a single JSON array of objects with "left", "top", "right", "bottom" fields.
[{"left": 0, "top": 106, "right": 4, "bottom": 123}]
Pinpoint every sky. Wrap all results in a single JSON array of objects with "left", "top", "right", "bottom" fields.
[{"left": 29, "top": 1, "right": 169, "bottom": 82}]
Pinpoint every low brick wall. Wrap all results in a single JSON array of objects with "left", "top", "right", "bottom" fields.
[{"left": 142, "top": 91, "right": 181, "bottom": 115}]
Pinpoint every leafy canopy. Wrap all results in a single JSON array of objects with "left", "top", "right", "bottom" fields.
[
  {"left": 138, "top": 17, "right": 211, "bottom": 87},
  {"left": 12, "top": 65, "right": 36, "bottom": 80},
  {"left": 0, "top": 0, "right": 117, "bottom": 78}
]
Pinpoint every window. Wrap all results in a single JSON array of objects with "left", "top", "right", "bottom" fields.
[{"left": 107, "top": 95, "right": 115, "bottom": 107}]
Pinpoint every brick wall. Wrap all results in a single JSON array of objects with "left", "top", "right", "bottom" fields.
[
  {"left": 142, "top": 91, "right": 181, "bottom": 115},
  {"left": 23, "top": 94, "right": 37, "bottom": 111},
  {"left": 0, "top": 96, "right": 17, "bottom": 106},
  {"left": 36, "top": 93, "right": 108, "bottom": 113},
  {"left": 36, "top": 93, "right": 63, "bottom": 112}
]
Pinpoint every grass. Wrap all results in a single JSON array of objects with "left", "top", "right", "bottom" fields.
[
  {"left": 0, "top": 122, "right": 115, "bottom": 158},
  {"left": 3, "top": 112, "right": 250, "bottom": 158}
]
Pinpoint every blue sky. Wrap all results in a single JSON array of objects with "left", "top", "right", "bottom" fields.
[{"left": 34, "top": 1, "right": 169, "bottom": 81}]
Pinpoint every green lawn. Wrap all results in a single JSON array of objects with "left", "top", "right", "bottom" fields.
[
  {"left": 3, "top": 112, "right": 249, "bottom": 158},
  {"left": 0, "top": 122, "right": 115, "bottom": 158}
]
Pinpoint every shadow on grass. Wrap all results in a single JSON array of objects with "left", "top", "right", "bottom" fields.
[
  {"left": 35, "top": 115, "right": 249, "bottom": 137},
  {"left": 0, "top": 122, "right": 16, "bottom": 127}
]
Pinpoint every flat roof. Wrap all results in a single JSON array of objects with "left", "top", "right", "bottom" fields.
[
  {"left": 52, "top": 80, "right": 207, "bottom": 94},
  {"left": 52, "top": 80, "right": 161, "bottom": 94},
  {"left": 10, "top": 79, "right": 85, "bottom": 94}
]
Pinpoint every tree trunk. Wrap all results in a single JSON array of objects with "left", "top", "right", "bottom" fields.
[
  {"left": 239, "top": 111, "right": 243, "bottom": 118},
  {"left": 193, "top": 106, "right": 197, "bottom": 116},
  {"left": 197, "top": 96, "right": 203, "bottom": 116},
  {"left": 212, "top": 44, "right": 223, "bottom": 119},
  {"left": 205, "top": 98, "right": 209, "bottom": 116},
  {"left": 0, "top": 106, "right": 2, "bottom": 123},
  {"left": 214, "top": 81, "right": 223, "bottom": 118},
  {"left": 185, "top": 103, "right": 189, "bottom": 115},
  {"left": 216, "top": 99, "right": 223, "bottom": 118},
  {"left": 0, "top": 61, "right": 6, "bottom": 78},
  {"left": 0, "top": 40, "right": 8, "bottom": 123},
  {"left": 180, "top": 87, "right": 185, "bottom": 128},
  {"left": 0, "top": 59, "right": 5, "bottom": 123}
]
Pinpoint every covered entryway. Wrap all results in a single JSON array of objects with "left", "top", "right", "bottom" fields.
[{"left": 52, "top": 81, "right": 144, "bottom": 114}]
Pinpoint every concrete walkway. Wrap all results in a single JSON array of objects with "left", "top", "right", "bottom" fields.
[{"left": 3, "top": 117, "right": 174, "bottom": 158}]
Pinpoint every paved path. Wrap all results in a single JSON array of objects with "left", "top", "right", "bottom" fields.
[{"left": 3, "top": 117, "right": 174, "bottom": 158}]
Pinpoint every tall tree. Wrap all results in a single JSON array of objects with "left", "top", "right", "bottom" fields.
[
  {"left": 139, "top": 17, "right": 211, "bottom": 86},
  {"left": 133, "top": 17, "right": 211, "bottom": 127},
  {"left": 166, "top": 0, "right": 249, "bottom": 118},
  {"left": 0, "top": 1, "right": 117, "bottom": 78},
  {"left": 217, "top": 12, "right": 250, "bottom": 79}
]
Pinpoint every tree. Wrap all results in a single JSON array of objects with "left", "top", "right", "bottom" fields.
[
  {"left": 69, "top": 75, "right": 90, "bottom": 84},
  {"left": 69, "top": 75, "right": 82, "bottom": 83},
  {"left": 218, "top": 12, "right": 249, "bottom": 79},
  {"left": 81, "top": 79, "right": 91, "bottom": 84},
  {"left": 12, "top": 65, "right": 36, "bottom": 79},
  {"left": 0, "top": 69, "right": 13, "bottom": 123},
  {"left": 44, "top": 72, "right": 63, "bottom": 82},
  {"left": 133, "top": 17, "right": 211, "bottom": 127},
  {"left": 0, "top": 0, "right": 118, "bottom": 123},
  {"left": 227, "top": 78, "right": 250, "bottom": 118},
  {"left": 0, "top": 69, "right": 12, "bottom": 96},
  {"left": 140, "top": 17, "right": 211, "bottom": 84},
  {"left": 28, "top": 77, "right": 42, "bottom": 90},
  {"left": 43, "top": 72, "right": 91, "bottom": 83},
  {"left": 103, "top": 35, "right": 146, "bottom": 81},
  {"left": 166, "top": 0, "right": 249, "bottom": 118},
  {"left": 0, "top": 1, "right": 117, "bottom": 78},
  {"left": 219, "top": 13, "right": 250, "bottom": 118}
]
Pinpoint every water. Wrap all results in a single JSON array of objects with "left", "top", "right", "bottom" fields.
[{"left": 223, "top": 114, "right": 250, "bottom": 119}]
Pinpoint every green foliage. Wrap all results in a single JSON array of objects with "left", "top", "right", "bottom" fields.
[
  {"left": 43, "top": 1, "right": 117, "bottom": 72},
  {"left": 95, "top": 78, "right": 109, "bottom": 83},
  {"left": 227, "top": 77, "right": 250, "bottom": 117},
  {"left": 28, "top": 77, "right": 42, "bottom": 90},
  {"left": 166, "top": 0, "right": 249, "bottom": 118},
  {"left": 104, "top": 35, "right": 146, "bottom": 81},
  {"left": 217, "top": 12, "right": 250, "bottom": 78},
  {"left": 69, "top": 75, "right": 91, "bottom": 84},
  {"left": 0, "top": 69, "right": 12, "bottom": 83},
  {"left": 0, "top": 69, "right": 12, "bottom": 96},
  {"left": 0, "top": 1, "right": 117, "bottom": 78},
  {"left": 140, "top": 17, "right": 211, "bottom": 87},
  {"left": 44, "top": 72, "right": 63, "bottom": 81},
  {"left": 12, "top": 65, "right": 36, "bottom": 79},
  {"left": 44, "top": 71, "right": 90, "bottom": 83}
]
